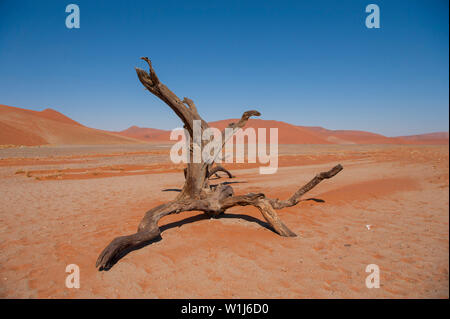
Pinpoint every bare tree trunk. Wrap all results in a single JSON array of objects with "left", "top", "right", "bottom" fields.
[{"left": 96, "top": 58, "right": 343, "bottom": 270}]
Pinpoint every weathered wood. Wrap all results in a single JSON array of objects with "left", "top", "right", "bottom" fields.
[
  {"left": 207, "top": 165, "right": 234, "bottom": 179},
  {"left": 268, "top": 164, "right": 343, "bottom": 209},
  {"left": 96, "top": 58, "right": 343, "bottom": 270}
]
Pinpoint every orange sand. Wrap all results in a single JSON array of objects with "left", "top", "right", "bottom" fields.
[{"left": 0, "top": 144, "right": 447, "bottom": 298}]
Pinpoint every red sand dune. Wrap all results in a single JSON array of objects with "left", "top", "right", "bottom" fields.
[
  {"left": 37, "top": 108, "right": 84, "bottom": 127},
  {"left": 210, "top": 119, "right": 332, "bottom": 144},
  {"left": 118, "top": 119, "right": 333, "bottom": 144},
  {"left": 117, "top": 125, "right": 171, "bottom": 142},
  {"left": 301, "top": 126, "right": 407, "bottom": 144},
  {"left": 117, "top": 119, "right": 448, "bottom": 145},
  {"left": 1, "top": 104, "right": 448, "bottom": 146},
  {"left": 397, "top": 132, "right": 449, "bottom": 145},
  {"left": 0, "top": 104, "right": 141, "bottom": 146}
]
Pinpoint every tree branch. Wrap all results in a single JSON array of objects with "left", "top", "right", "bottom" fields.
[
  {"left": 182, "top": 97, "right": 199, "bottom": 116},
  {"left": 219, "top": 164, "right": 343, "bottom": 236},
  {"left": 96, "top": 199, "right": 211, "bottom": 270},
  {"left": 220, "top": 193, "right": 296, "bottom": 237},
  {"left": 220, "top": 110, "right": 261, "bottom": 154},
  {"left": 268, "top": 164, "right": 343, "bottom": 209},
  {"left": 228, "top": 110, "right": 261, "bottom": 130},
  {"left": 207, "top": 165, "right": 234, "bottom": 179},
  {"left": 205, "top": 110, "right": 261, "bottom": 168},
  {"left": 135, "top": 57, "right": 198, "bottom": 134}
]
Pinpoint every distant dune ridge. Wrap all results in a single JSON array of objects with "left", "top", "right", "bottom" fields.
[
  {"left": 300, "top": 126, "right": 407, "bottom": 145},
  {"left": 117, "top": 118, "right": 448, "bottom": 145},
  {"left": 118, "top": 125, "right": 171, "bottom": 142},
  {"left": 0, "top": 104, "right": 142, "bottom": 146},
  {"left": 0, "top": 104, "right": 448, "bottom": 146},
  {"left": 397, "top": 132, "right": 450, "bottom": 144}
]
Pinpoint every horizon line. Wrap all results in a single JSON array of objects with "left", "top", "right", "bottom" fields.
[{"left": 1, "top": 103, "right": 448, "bottom": 139}]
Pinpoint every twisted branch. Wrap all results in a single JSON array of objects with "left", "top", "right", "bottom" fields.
[{"left": 96, "top": 58, "right": 344, "bottom": 271}]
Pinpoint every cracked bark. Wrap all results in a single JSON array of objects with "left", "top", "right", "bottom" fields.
[{"left": 96, "top": 58, "right": 343, "bottom": 270}]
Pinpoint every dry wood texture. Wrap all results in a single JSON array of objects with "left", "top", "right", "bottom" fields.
[{"left": 96, "top": 58, "right": 343, "bottom": 270}]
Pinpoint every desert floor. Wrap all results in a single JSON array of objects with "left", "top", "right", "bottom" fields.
[{"left": 0, "top": 144, "right": 448, "bottom": 298}]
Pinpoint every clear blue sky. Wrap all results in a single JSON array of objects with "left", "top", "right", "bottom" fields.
[{"left": 0, "top": 0, "right": 448, "bottom": 136}]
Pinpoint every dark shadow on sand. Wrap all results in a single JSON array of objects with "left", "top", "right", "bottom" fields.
[
  {"left": 162, "top": 188, "right": 182, "bottom": 192},
  {"left": 99, "top": 196, "right": 325, "bottom": 270},
  {"left": 100, "top": 211, "right": 269, "bottom": 270}
]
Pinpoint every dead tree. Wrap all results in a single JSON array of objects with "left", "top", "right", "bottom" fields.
[{"left": 96, "top": 58, "right": 343, "bottom": 270}]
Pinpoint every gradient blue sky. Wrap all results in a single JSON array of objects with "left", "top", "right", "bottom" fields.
[{"left": 0, "top": 0, "right": 448, "bottom": 136}]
